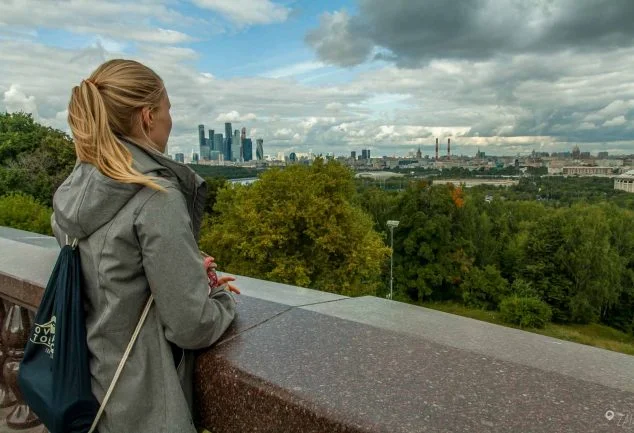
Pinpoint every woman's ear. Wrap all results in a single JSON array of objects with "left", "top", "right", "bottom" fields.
[{"left": 141, "top": 106, "right": 153, "bottom": 131}]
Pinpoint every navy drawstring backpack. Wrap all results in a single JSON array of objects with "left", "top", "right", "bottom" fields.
[
  {"left": 18, "top": 238, "right": 99, "bottom": 432},
  {"left": 19, "top": 236, "right": 153, "bottom": 433}
]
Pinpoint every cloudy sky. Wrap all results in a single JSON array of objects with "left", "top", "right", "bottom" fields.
[{"left": 1, "top": 0, "right": 634, "bottom": 157}]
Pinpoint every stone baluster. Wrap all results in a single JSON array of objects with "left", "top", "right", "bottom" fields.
[
  {"left": 2, "top": 303, "right": 41, "bottom": 429},
  {"left": 0, "top": 300, "right": 16, "bottom": 409}
]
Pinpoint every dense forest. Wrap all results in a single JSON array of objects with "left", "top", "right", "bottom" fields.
[{"left": 1, "top": 112, "right": 633, "bottom": 335}]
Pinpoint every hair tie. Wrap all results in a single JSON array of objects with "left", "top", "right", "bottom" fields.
[{"left": 85, "top": 79, "right": 96, "bottom": 86}]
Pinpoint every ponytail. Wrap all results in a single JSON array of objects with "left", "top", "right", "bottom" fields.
[{"left": 67, "top": 60, "right": 166, "bottom": 191}]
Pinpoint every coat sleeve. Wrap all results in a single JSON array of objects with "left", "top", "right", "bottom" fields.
[{"left": 134, "top": 186, "right": 236, "bottom": 350}]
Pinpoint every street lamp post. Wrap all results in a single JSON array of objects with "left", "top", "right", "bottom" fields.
[{"left": 386, "top": 220, "right": 399, "bottom": 300}]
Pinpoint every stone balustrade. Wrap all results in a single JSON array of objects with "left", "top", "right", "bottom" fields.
[{"left": 1, "top": 226, "right": 634, "bottom": 433}]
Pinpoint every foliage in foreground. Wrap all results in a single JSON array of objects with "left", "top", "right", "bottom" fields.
[{"left": 0, "top": 193, "right": 52, "bottom": 235}]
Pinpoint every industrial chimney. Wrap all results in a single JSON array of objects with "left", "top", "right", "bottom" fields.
[
  {"left": 435, "top": 138, "right": 439, "bottom": 161},
  {"left": 448, "top": 138, "right": 451, "bottom": 160}
]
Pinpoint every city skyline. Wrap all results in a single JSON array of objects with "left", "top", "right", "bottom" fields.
[
  {"left": 191, "top": 122, "right": 260, "bottom": 163},
  {"left": 1, "top": 1, "right": 634, "bottom": 157}
]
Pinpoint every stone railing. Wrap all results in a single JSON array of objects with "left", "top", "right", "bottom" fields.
[{"left": 1, "top": 226, "right": 634, "bottom": 432}]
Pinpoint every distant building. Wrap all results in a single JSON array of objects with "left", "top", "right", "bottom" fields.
[
  {"left": 351, "top": 151, "right": 356, "bottom": 160},
  {"left": 239, "top": 127, "right": 247, "bottom": 162},
  {"left": 224, "top": 123, "right": 232, "bottom": 162},
  {"left": 598, "top": 151, "right": 609, "bottom": 159},
  {"left": 572, "top": 145, "right": 581, "bottom": 159},
  {"left": 214, "top": 133, "right": 224, "bottom": 154},
  {"left": 289, "top": 152, "right": 297, "bottom": 162},
  {"left": 209, "top": 129, "right": 215, "bottom": 150},
  {"left": 243, "top": 138, "right": 253, "bottom": 161},
  {"left": 198, "top": 125, "right": 205, "bottom": 148},
  {"left": 563, "top": 166, "right": 612, "bottom": 176},
  {"left": 416, "top": 146, "right": 422, "bottom": 159},
  {"left": 174, "top": 153, "right": 185, "bottom": 163},
  {"left": 210, "top": 150, "right": 221, "bottom": 161},
  {"left": 232, "top": 129, "right": 240, "bottom": 161},
  {"left": 191, "top": 151, "right": 199, "bottom": 164},
  {"left": 198, "top": 125, "right": 209, "bottom": 160},
  {"left": 202, "top": 139, "right": 212, "bottom": 160},
  {"left": 256, "top": 139, "right": 264, "bottom": 161},
  {"left": 551, "top": 151, "right": 572, "bottom": 158},
  {"left": 615, "top": 170, "right": 634, "bottom": 193},
  {"left": 368, "top": 149, "right": 371, "bottom": 159},
  {"left": 361, "top": 149, "right": 368, "bottom": 160}
]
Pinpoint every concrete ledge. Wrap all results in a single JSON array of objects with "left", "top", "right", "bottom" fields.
[
  {"left": 302, "top": 296, "right": 634, "bottom": 393},
  {"left": 1, "top": 228, "right": 633, "bottom": 432}
]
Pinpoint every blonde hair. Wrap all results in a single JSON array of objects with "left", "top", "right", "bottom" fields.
[{"left": 68, "top": 59, "right": 166, "bottom": 190}]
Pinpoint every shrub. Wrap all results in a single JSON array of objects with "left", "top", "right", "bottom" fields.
[
  {"left": 500, "top": 295, "right": 553, "bottom": 329},
  {"left": 510, "top": 278, "right": 539, "bottom": 298},
  {"left": 0, "top": 193, "right": 52, "bottom": 235},
  {"left": 461, "top": 265, "right": 510, "bottom": 309}
]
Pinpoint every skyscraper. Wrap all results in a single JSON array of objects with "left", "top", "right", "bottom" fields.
[
  {"left": 256, "top": 139, "right": 264, "bottom": 161},
  {"left": 198, "top": 125, "right": 209, "bottom": 160},
  {"left": 224, "top": 123, "right": 232, "bottom": 162},
  {"left": 351, "top": 151, "right": 356, "bottom": 159},
  {"left": 174, "top": 153, "right": 184, "bottom": 163},
  {"left": 243, "top": 138, "right": 253, "bottom": 161},
  {"left": 214, "top": 133, "right": 224, "bottom": 155},
  {"left": 208, "top": 129, "right": 215, "bottom": 151},
  {"left": 240, "top": 127, "right": 247, "bottom": 162},
  {"left": 361, "top": 149, "right": 368, "bottom": 160},
  {"left": 198, "top": 125, "right": 205, "bottom": 148},
  {"left": 233, "top": 129, "right": 240, "bottom": 161}
]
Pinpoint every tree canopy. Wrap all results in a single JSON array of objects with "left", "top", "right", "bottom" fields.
[
  {"left": 200, "top": 159, "right": 390, "bottom": 296},
  {"left": 0, "top": 112, "right": 76, "bottom": 207}
]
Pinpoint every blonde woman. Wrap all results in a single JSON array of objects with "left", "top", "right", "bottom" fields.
[{"left": 51, "top": 59, "right": 237, "bottom": 433}]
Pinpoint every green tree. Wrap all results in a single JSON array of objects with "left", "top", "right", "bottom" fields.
[
  {"left": 461, "top": 265, "right": 510, "bottom": 310},
  {"left": 0, "top": 112, "right": 76, "bottom": 206},
  {"left": 391, "top": 181, "right": 472, "bottom": 302},
  {"left": 200, "top": 159, "right": 390, "bottom": 296},
  {"left": 556, "top": 205, "right": 622, "bottom": 323},
  {"left": 202, "top": 177, "right": 228, "bottom": 216},
  {"left": 0, "top": 193, "right": 52, "bottom": 235}
]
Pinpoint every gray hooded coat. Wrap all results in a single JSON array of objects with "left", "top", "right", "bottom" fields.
[{"left": 51, "top": 141, "right": 236, "bottom": 433}]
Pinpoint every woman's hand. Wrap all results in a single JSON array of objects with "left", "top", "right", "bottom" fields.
[
  {"left": 217, "top": 275, "right": 241, "bottom": 295},
  {"left": 203, "top": 256, "right": 241, "bottom": 294}
]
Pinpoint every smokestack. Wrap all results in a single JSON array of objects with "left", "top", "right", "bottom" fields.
[
  {"left": 448, "top": 138, "right": 451, "bottom": 160},
  {"left": 435, "top": 138, "right": 439, "bottom": 160}
]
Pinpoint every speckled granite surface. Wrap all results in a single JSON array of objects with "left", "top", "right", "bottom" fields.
[{"left": 197, "top": 297, "right": 634, "bottom": 433}]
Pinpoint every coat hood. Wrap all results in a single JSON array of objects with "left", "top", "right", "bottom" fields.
[{"left": 53, "top": 140, "right": 207, "bottom": 241}]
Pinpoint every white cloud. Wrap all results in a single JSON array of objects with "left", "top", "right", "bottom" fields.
[
  {"left": 0, "top": 0, "right": 195, "bottom": 44},
  {"left": 274, "top": 128, "right": 294, "bottom": 139},
  {"left": 215, "top": 111, "right": 257, "bottom": 122},
  {"left": 192, "top": 0, "right": 289, "bottom": 25},
  {"left": 3, "top": 84, "right": 39, "bottom": 118},
  {"left": 603, "top": 116, "right": 627, "bottom": 127}
]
